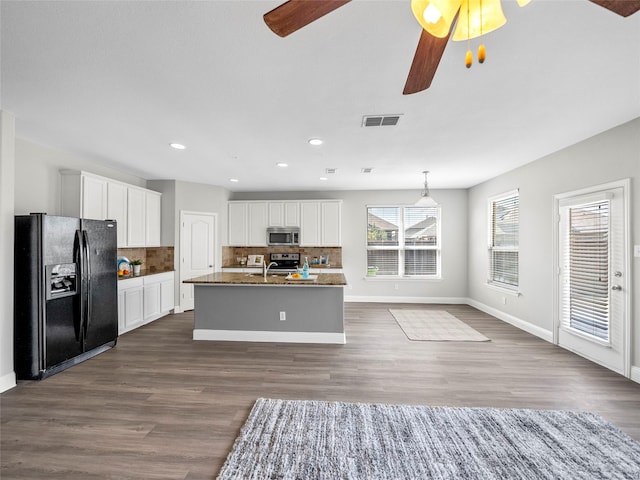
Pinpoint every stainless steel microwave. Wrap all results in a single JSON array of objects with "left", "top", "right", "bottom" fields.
[{"left": 267, "top": 227, "right": 300, "bottom": 246}]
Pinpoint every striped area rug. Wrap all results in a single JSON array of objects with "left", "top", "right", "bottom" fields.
[
  {"left": 389, "top": 309, "right": 490, "bottom": 341},
  {"left": 217, "top": 398, "right": 640, "bottom": 479}
]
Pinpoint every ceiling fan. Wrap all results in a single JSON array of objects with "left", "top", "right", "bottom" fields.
[{"left": 263, "top": 0, "right": 640, "bottom": 95}]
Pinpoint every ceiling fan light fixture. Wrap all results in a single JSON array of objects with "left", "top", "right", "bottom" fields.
[
  {"left": 452, "top": 0, "right": 506, "bottom": 41},
  {"left": 415, "top": 171, "right": 439, "bottom": 207},
  {"left": 411, "top": 0, "right": 462, "bottom": 38}
]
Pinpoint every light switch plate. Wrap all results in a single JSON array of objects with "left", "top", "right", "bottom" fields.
[{"left": 634, "top": 245, "right": 640, "bottom": 258}]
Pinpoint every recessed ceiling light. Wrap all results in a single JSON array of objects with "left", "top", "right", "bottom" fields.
[
  {"left": 319, "top": 177, "right": 328, "bottom": 181},
  {"left": 276, "top": 162, "right": 288, "bottom": 167},
  {"left": 170, "top": 143, "right": 186, "bottom": 150},
  {"left": 229, "top": 178, "right": 239, "bottom": 183},
  {"left": 308, "top": 138, "right": 323, "bottom": 146}
]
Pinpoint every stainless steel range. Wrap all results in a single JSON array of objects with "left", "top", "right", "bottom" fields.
[{"left": 268, "top": 252, "right": 300, "bottom": 272}]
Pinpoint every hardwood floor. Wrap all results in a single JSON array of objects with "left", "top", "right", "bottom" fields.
[{"left": 2, "top": 303, "right": 639, "bottom": 479}]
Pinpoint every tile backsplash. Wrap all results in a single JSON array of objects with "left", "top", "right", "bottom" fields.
[
  {"left": 222, "top": 246, "right": 342, "bottom": 268},
  {"left": 117, "top": 246, "right": 175, "bottom": 273}
]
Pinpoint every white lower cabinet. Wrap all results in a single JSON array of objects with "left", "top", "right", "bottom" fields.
[
  {"left": 118, "top": 272, "right": 174, "bottom": 335},
  {"left": 117, "top": 277, "right": 144, "bottom": 334}
]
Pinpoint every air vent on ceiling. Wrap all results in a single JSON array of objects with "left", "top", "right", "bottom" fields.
[
  {"left": 325, "top": 168, "right": 338, "bottom": 174},
  {"left": 362, "top": 114, "right": 402, "bottom": 127},
  {"left": 361, "top": 167, "right": 374, "bottom": 174}
]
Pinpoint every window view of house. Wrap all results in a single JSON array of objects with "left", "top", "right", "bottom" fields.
[
  {"left": 367, "top": 206, "right": 440, "bottom": 277},
  {"left": 488, "top": 191, "right": 519, "bottom": 289}
]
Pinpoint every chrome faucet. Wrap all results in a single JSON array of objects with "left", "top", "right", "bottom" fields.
[{"left": 263, "top": 261, "right": 278, "bottom": 280}]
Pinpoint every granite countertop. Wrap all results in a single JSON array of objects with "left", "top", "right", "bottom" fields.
[
  {"left": 118, "top": 269, "right": 175, "bottom": 281},
  {"left": 183, "top": 272, "right": 347, "bottom": 286}
]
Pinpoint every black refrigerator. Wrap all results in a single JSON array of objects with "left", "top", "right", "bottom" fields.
[{"left": 14, "top": 213, "right": 118, "bottom": 380}]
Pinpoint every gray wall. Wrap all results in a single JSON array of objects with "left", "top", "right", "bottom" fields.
[
  {"left": 149, "top": 179, "right": 231, "bottom": 308},
  {"left": 14, "top": 139, "right": 146, "bottom": 216},
  {"left": 0, "top": 111, "right": 16, "bottom": 391},
  {"left": 467, "top": 117, "right": 640, "bottom": 371}
]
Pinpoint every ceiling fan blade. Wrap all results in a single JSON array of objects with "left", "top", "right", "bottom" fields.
[
  {"left": 264, "top": 0, "right": 351, "bottom": 37},
  {"left": 588, "top": 0, "right": 640, "bottom": 16},
  {"left": 403, "top": 29, "right": 451, "bottom": 95}
]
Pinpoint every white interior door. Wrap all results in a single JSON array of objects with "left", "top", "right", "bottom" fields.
[
  {"left": 556, "top": 182, "right": 629, "bottom": 376},
  {"left": 180, "top": 211, "right": 216, "bottom": 311}
]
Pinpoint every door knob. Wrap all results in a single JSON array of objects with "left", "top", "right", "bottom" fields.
[{"left": 611, "top": 285, "right": 622, "bottom": 291}]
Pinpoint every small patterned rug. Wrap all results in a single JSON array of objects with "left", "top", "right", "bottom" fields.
[
  {"left": 389, "top": 309, "right": 490, "bottom": 342},
  {"left": 217, "top": 398, "right": 640, "bottom": 479}
]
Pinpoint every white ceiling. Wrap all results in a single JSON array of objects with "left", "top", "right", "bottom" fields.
[{"left": 2, "top": 0, "right": 639, "bottom": 192}]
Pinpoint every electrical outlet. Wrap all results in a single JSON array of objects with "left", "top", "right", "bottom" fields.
[
  {"left": 279, "top": 311, "right": 286, "bottom": 321},
  {"left": 634, "top": 245, "right": 640, "bottom": 258},
  {"left": 394, "top": 283, "right": 399, "bottom": 290},
  {"left": 502, "top": 296, "right": 507, "bottom": 305}
]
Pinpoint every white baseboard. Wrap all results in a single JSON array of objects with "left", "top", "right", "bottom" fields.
[
  {"left": 193, "top": 329, "right": 346, "bottom": 344},
  {"left": 0, "top": 371, "right": 16, "bottom": 393},
  {"left": 345, "top": 296, "right": 468, "bottom": 304},
  {"left": 466, "top": 298, "right": 554, "bottom": 343},
  {"left": 630, "top": 366, "right": 640, "bottom": 384}
]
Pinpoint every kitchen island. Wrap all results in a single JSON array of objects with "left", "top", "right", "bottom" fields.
[{"left": 183, "top": 272, "right": 347, "bottom": 344}]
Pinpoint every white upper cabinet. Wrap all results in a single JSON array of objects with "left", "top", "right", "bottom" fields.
[
  {"left": 228, "top": 202, "right": 248, "bottom": 246},
  {"left": 60, "top": 170, "right": 106, "bottom": 220},
  {"left": 127, "top": 187, "right": 146, "bottom": 247},
  {"left": 145, "top": 190, "right": 161, "bottom": 246},
  {"left": 321, "top": 201, "right": 342, "bottom": 246},
  {"left": 61, "top": 170, "right": 162, "bottom": 247},
  {"left": 248, "top": 202, "right": 268, "bottom": 246},
  {"left": 301, "top": 200, "right": 342, "bottom": 246},
  {"left": 300, "top": 201, "right": 321, "bottom": 246},
  {"left": 228, "top": 201, "right": 268, "bottom": 246},
  {"left": 268, "top": 201, "right": 300, "bottom": 227},
  {"left": 107, "top": 181, "right": 127, "bottom": 247},
  {"left": 229, "top": 199, "right": 341, "bottom": 246},
  {"left": 82, "top": 175, "right": 108, "bottom": 220}
]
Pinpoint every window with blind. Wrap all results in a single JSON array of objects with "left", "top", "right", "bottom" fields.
[
  {"left": 367, "top": 206, "right": 440, "bottom": 277},
  {"left": 488, "top": 190, "right": 519, "bottom": 289},
  {"left": 564, "top": 200, "right": 610, "bottom": 341}
]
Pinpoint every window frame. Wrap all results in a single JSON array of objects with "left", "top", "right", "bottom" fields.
[
  {"left": 487, "top": 189, "right": 520, "bottom": 293},
  {"left": 366, "top": 204, "right": 441, "bottom": 279}
]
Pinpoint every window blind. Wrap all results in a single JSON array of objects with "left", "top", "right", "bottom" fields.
[
  {"left": 563, "top": 200, "right": 610, "bottom": 341},
  {"left": 367, "top": 206, "right": 440, "bottom": 277},
  {"left": 489, "top": 192, "right": 519, "bottom": 288}
]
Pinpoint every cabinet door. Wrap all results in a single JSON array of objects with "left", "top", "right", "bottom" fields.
[
  {"left": 228, "top": 202, "right": 248, "bottom": 246},
  {"left": 107, "top": 182, "right": 128, "bottom": 247},
  {"left": 145, "top": 191, "right": 161, "bottom": 246},
  {"left": 82, "top": 175, "right": 108, "bottom": 220},
  {"left": 160, "top": 278, "right": 174, "bottom": 313},
  {"left": 143, "top": 282, "right": 161, "bottom": 321},
  {"left": 124, "top": 286, "right": 144, "bottom": 330},
  {"left": 248, "top": 202, "right": 268, "bottom": 246},
  {"left": 284, "top": 202, "right": 300, "bottom": 227},
  {"left": 268, "top": 202, "right": 284, "bottom": 227},
  {"left": 321, "top": 201, "right": 341, "bottom": 246},
  {"left": 127, "top": 187, "right": 146, "bottom": 247},
  {"left": 300, "top": 202, "right": 320, "bottom": 246}
]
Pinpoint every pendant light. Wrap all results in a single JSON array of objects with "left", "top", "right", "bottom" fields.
[{"left": 415, "top": 171, "right": 439, "bottom": 207}]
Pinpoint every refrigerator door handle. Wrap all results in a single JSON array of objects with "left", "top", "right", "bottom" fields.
[
  {"left": 82, "top": 230, "right": 92, "bottom": 351},
  {"left": 74, "top": 229, "right": 84, "bottom": 343}
]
